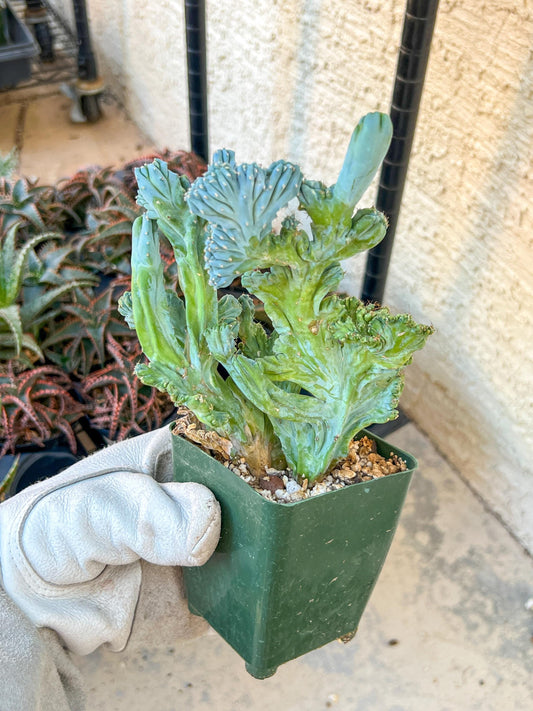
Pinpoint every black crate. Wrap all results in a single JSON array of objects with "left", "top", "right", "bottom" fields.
[{"left": 0, "top": 3, "right": 38, "bottom": 90}]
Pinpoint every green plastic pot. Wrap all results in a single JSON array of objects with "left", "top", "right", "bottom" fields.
[{"left": 172, "top": 428, "right": 416, "bottom": 679}]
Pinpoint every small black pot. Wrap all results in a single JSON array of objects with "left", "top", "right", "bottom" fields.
[
  {"left": 0, "top": 441, "right": 79, "bottom": 498},
  {"left": 0, "top": 416, "right": 109, "bottom": 498}
]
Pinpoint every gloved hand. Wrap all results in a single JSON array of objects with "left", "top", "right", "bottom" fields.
[{"left": 0, "top": 427, "right": 221, "bottom": 656}]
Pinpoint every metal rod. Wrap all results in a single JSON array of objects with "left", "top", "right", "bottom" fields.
[
  {"left": 71, "top": 0, "right": 98, "bottom": 81},
  {"left": 361, "top": 0, "right": 439, "bottom": 304},
  {"left": 184, "top": 0, "right": 209, "bottom": 161}
]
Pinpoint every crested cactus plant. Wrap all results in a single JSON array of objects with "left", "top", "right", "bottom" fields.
[{"left": 122, "top": 113, "right": 433, "bottom": 483}]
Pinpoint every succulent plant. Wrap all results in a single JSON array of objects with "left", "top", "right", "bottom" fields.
[
  {"left": 76, "top": 190, "right": 142, "bottom": 275},
  {"left": 0, "top": 363, "right": 85, "bottom": 456},
  {"left": 74, "top": 152, "right": 207, "bottom": 280},
  {"left": 0, "top": 455, "right": 19, "bottom": 502},
  {"left": 0, "top": 223, "right": 96, "bottom": 368},
  {"left": 119, "top": 150, "right": 206, "bottom": 198},
  {"left": 0, "top": 148, "right": 18, "bottom": 180},
  {"left": 81, "top": 335, "right": 174, "bottom": 441},
  {"left": 42, "top": 284, "right": 134, "bottom": 379},
  {"left": 0, "top": 151, "right": 206, "bottom": 463},
  {"left": 0, "top": 223, "right": 50, "bottom": 363},
  {"left": 21, "top": 236, "right": 98, "bottom": 332},
  {"left": 0, "top": 175, "right": 82, "bottom": 242},
  {"left": 55, "top": 166, "right": 125, "bottom": 230},
  {"left": 123, "top": 113, "right": 434, "bottom": 482},
  {"left": 0, "top": 177, "right": 47, "bottom": 232}
]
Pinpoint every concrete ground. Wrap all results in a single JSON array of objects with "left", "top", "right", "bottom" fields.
[
  {"left": 1, "top": 90, "right": 532, "bottom": 710},
  {"left": 0, "top": 90, "right": 155, "bottom": 184},
  {"left": 77, "top": 424, "right": 533, "bottom": 711}
]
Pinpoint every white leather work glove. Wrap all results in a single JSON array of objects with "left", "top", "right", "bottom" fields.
[{"left": 0, "top": 427, "right": 221, "bottom": 656}]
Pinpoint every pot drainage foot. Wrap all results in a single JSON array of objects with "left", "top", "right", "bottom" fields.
[
  {"left": 337, "top": 627, "right": 358, "bottom": 644},
  {"left": 244, "top": 662, "right": 278, "bottom": 679}
]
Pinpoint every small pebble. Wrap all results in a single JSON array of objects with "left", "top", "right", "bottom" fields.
[
  {"left": 259, "top": 475, "right": 285, "bottom": 493},
  {"left": 340, "top": 470, "right": 356, "bottom": 480},
  {"left": 285, "top": 479, "right": 302, "bottom": 495}
]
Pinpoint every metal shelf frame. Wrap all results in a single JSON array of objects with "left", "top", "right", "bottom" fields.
[{"left": 4, "top": 1, "right": 78, "bottom": 91}]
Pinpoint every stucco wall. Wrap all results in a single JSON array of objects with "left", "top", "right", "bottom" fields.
[{"left": 51, "top": 0, "right": 533, "bottom": 551}]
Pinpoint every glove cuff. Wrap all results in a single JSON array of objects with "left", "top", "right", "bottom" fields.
[{"left": 0, "top": 467, "right": 147, "bottom": 655}]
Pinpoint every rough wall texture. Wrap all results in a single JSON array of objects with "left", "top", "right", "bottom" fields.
[
  {"left": 50, "top": 0, "right": 533, "bottom": 550},
  {"left": 384, "top": 2, "right": 533, "bottom": 552}
]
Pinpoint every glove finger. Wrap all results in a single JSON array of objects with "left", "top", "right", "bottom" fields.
[
  {"left": 158, "top": 481, "right": 221, "bottom": 565},
  {"left": 21, "top": 473, "right": 220, "bottom": 585}
]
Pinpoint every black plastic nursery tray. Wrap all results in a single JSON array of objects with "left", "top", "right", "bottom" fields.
[{"left": 0, "top": 3, "right": 38, "bottom": 89}]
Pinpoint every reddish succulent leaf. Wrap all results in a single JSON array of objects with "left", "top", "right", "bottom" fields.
[
  {"left": 0, "top": 364, "right": 85, "bottom": 454},
  {"left": 80, "top": 336, "right": 173, "bottom": 441}
]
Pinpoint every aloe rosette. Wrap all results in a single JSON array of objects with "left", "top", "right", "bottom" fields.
[{"left": 122, "top": 113, "right": 433, "bottom": 482}]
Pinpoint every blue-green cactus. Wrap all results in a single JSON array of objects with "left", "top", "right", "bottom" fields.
[
  {"left": 186, "top": 151, "right": 303, "bottom": 288},
  {"left": 122, "top": 113, "right": 433, "bottom": 482}
]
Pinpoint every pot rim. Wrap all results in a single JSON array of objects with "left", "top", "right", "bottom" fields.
[{"left": 171, "top": 425, "right": 417, "bottom": 508}]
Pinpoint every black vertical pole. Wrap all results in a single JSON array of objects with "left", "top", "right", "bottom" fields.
[
  {"left": 361, "top": 0, "right": 439, "bottom": 304},
  {"left": 72, "top": 0, "right": 98, "bottom": 81},
  {"left": 185, "top": 0, "right": 209, "bottom": 162},
  {"left": 71, "top": 0, "right": 103, "bottom": 122}
]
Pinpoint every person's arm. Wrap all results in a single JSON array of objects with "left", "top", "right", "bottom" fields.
[
  {"left": 0, "top": 588, "right": 85, "bottom": 711},
  {"left": 0, "top": 427, "right": 220, "bottom": 711}
]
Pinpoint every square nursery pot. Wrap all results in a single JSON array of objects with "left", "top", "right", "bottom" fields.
[
  {"left": 172, "top": 428, "right": 417, "bottom": 679},
  {"left": 0, "top": 3, "right": 38, "bottom": 90}
]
